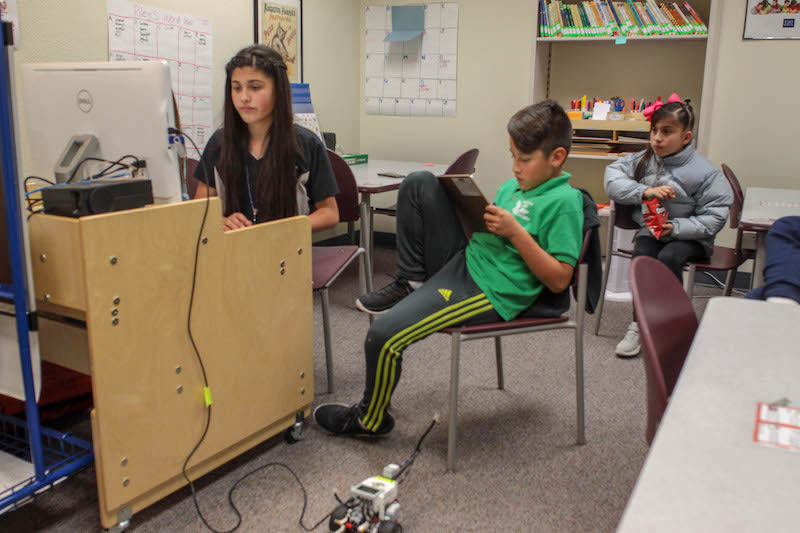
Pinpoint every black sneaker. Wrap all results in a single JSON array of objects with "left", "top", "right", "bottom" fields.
[
  {"left": 356, "top": 279, "right": 414, "bottom": 314},
  {"left": 314, "top": 403, "right": 395, "bottom": 437}
]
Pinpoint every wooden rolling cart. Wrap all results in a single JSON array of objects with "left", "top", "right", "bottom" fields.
[{"left": 28, "top": 198, "right": 313, "bottom": 530}]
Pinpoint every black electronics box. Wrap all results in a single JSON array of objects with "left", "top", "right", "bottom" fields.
[{"left": 41, "top": 179, "right": 154, "bottom": 218}]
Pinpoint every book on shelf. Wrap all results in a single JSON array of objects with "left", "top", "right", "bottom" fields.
[
  {"left": 537, "top": 1, "right": 708, "bottom": 38},
  {"left": 573, "top": 143, "right": 616, "bottom": 153},
  {"left": 617, "top": 134, "right": 649, "bottom": 142}
]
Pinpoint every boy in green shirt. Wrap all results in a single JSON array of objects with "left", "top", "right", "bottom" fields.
[{"left": 315, "top": 100, "right": 584, "bottom": 436}]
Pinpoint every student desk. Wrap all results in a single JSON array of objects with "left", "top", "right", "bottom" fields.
[
  {"left": 740, "top": 187, "right": 800, "bottom": 287},
  {"left": 350, "top": 160, "right": 448, "bottom": 284},
  {"left": 617, "top": 297, "right": 800, "bottom": 532},
  {"left": 29, "top": 199, "right": 313, "bottom": 530}
]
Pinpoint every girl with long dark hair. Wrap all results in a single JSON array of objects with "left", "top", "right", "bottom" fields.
[
  {"left": 194, "top": 45, "right": 338, "bottom": 232},
  {"left": 604, "top": 94, "right": 732, "bottom": 357}
]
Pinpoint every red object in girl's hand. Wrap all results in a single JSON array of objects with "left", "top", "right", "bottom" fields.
[{"left": 641, "top": 197, "right": 669, "bottom": 239}]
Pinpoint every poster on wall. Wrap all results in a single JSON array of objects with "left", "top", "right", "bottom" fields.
[
  {"left": 255, "top": 0, "right": 302, "bottom": 83},
  {"left": 364, "top": 3, "right": 459, "bottom": 117},
  {"left": 744, "top": 0, "right": 800, "bottom": 39}
]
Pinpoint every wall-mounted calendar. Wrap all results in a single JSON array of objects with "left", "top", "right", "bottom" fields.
[{"left": 364, "top": 3, "right": 459, "bottom": 117}]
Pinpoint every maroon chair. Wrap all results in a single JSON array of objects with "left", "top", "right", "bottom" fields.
[
  {"left": 684, "top": 164, "right": 754, "bottom": 298},
  {"left": 630, "top": 256, "right": 698, "bottom": 444},
  {"left": 312, "top": 150, "right": 366, "bottom": 392},
  {"left": 185, "top": 158, "right": 200, "bottom": 198},
  {"left": 370, "top": 148, "right": 480, "bottom": 220},
  {"left": 439, "top": 230, "right": 591, "bottom": 471}
]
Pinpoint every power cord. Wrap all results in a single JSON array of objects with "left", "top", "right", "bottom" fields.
[
  {"left": 170, "top": 133, "right": 416, "bottom": 531},
  {"left": 393, "top": 415, "right": 437, "bottom": 484},
  {"left": 66, "top": 154, "right": 142, "bottom": 183},
  {"left": 167, "top": 127, "right": 218, "bottom": 529}
]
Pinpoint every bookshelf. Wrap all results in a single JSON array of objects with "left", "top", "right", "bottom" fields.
[
  {"left": 537, "top": 34, "right": 707, "bottom": 41},
  {"left": 529, "top": 0, "right": 721, "bottom": 201}
]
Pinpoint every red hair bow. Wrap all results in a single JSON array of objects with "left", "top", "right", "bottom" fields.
[{"left": 643, "top": 93, "right": 683, "bottom": 122}]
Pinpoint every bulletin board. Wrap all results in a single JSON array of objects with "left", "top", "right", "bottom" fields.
[{"left": 365, "top": 3, "right": 459, "bottom": 117}]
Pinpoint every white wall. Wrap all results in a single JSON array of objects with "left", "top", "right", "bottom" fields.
[
  {"left": 303, "top": 0, "right": 361, "bottom": 155},
  {"left": 704, "top": 5, "right": 800, "bottom": 247},
  {"left": 359, "top": 0, "right": 536, "bottom": 230}
]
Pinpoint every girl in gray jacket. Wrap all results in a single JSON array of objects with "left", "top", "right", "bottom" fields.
[{"left": 604, "top": 99, "right": 732, "bottom": 357}]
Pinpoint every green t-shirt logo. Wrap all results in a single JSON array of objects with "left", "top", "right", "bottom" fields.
[{"left": 512, "top": 199, "right": 534, "bottom": 221}]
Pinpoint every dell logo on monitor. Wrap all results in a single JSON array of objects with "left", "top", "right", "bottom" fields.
[{"left": 77, "top": 90, "right": 93, "bottom": 113}]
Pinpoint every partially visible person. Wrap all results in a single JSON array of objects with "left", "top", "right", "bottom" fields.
[{"left": 747, "top": 216, "right": 800, "bottom": 305}]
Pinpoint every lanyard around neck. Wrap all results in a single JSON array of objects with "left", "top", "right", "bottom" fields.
[{"left": 244, "top": 166, "right": 258, "bottom": 224}]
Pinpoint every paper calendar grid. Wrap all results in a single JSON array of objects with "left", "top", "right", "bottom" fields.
[
  {"left": 365, "top": 3, "right": 458, "bottom": 117},
  {"left": 107, "top": 0, "right": 213, "bottom": 159}
]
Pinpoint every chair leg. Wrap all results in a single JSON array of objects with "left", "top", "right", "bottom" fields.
[
  {"left": 347, "top": 221, "right": 355, "bottom": 245},
  {"left": 320, "top": 288, "right": 334, "bottom": 393},
  {"left": 576, "top": 263, "right": 588, "bottom": 445},
  {"left": 684, "top": 264, "right": 696, "bottom": 300},
  {"left": 593, "top": 249, "right": 613, "bottom": 336},
  {"left": 447, "top": 333, "right": 462, "bottom": 473},
  {"left": 494, "top": 337, "right": 504, "bottom": 390},
  {"left": 369, "top": 209, "right": 375, "bottom": 274},
  {"left": 724, "top": 268, "right": 736, "bottom": 296},
  {"left": 357, "top": 252, "right": 368, "bottom": 297}
]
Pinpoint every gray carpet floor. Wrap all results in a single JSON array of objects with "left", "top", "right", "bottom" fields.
[{"left": 0, "top": 247, "right": 724, "bottom": 532}]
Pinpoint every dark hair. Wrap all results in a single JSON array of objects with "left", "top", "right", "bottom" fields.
[
  {"left": 507, "top": 100, "right": 572, "bottom": 157},
  {"left": 633, "top": 100, "right": 695, "bottom": 182},
  {"left": 219, "top": 44, "right": 297, "bottom": 222}
]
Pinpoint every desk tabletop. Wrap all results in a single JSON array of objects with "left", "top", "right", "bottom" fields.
[
  {"left": 741, "top": 187, "right": 800, "bottom": 229},
  {"left": 351, "top": 159, "right": 448, "bottom": 193},
  {"left": 618, "top": 297, "right": 800, "bottom": 533}
]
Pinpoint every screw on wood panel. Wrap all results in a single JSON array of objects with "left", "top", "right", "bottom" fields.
[
  {"left": 111, "top": 309, "right": 118, "bottom": 316},
  {"left": 113, "top": 297, "right": 120, "bottom": 305},
  {"left": 44, "top": 294, "right": 51, "bottom": 301},
  {"left": 122, "top": 477, "right": 129, "bottom": 487},
  {"left": 121, "top": 457, "right": 128, "bottom": 467},
  {"left": 202, "top": 237, "right": 208, "bottom": 244},
  {"left": 175, "top": 365, "right": 182, "bottom": 374},
  {"left": 39, "top": 254, "right": 46, "bottom": 262},
  {"left": 280, "top": 260, "right": 286, "bottom": 267},
  {"left": 297, "top": 248, "right": 303, "bottom": 254},
  {"left": 300, "top": 371, "right": 305, "bottom": 379},
  {"left": 110, "top": 256, "right": 118, "bottom": 265},
  {"left": 300, "top": 387, "right": 306, "bottom": 395},
  {"left": 112, "top": 318, "right": 119, "bottom": 326},
  {"left": 281, "top": 269, "right": 286, "bottom": 275},
  {"left": 177, "top": 385, "right": 183, "bottom": 394}
]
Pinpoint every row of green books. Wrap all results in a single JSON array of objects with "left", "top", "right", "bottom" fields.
[{"left": 538, "top": 1, "right": 708, "bottom": 38}]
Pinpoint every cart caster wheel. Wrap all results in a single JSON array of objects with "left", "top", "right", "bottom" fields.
[
  {"left": 284, "top": 417, "right": 304, "bottom": 444},
  {"left": 104, "top": 519, "right": 130, "bottom": 533}
]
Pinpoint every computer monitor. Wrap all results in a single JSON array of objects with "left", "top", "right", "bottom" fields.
[{"left": 19, "top": 61, "right": 183, "bottom": 204}]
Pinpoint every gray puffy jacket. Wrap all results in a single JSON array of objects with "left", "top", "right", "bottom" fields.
[{"left": 603, "top": 143, "right": 732, "bottom": 256}]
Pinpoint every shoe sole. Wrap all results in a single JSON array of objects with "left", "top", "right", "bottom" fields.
[
  {"left": 615, "top": 347, "right": 641, "bottom": 358},
  {"left": 313, "top": 403, "right": 393, "bottom": 438},
  {"left": 355, "top": 298, "right": 389, "bottom": 315}
]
